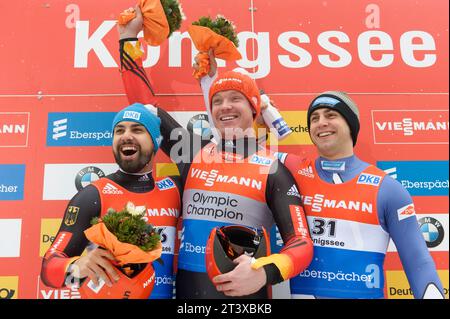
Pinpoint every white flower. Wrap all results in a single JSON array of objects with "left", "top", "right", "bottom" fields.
[{"left": 126, "top": 201, "right": 146, "bottom": 216}]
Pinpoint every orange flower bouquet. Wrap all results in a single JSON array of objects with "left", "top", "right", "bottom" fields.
[
  {"left": 188, "top": 15, "right": 242, "bottom": 79},
  {"left": 118, "top": 0, "right": 184, "bottom": 46},
  {"left": 85, "top": 201, "right": 162, "bottom": 267},
  {"left": 79, "top": 202, "right": 162, "bottom": 299}
]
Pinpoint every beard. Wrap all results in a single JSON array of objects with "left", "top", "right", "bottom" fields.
[{"left": 113, "top": 148, "right": 153, "bottom": 173}]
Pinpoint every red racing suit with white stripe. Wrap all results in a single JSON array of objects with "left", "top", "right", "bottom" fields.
[{"left": 41, "top": 171, "right": 181, "bottom": 299}]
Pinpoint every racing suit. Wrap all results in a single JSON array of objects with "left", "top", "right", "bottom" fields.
[
  {"left": 41, "top": 170, "right": 182, "bottom": 299},
  {"left": 276, "top": 153, "right": 445, "bottom": 299},
  {"left": 119, "top": 38, "right": 314, "bottom": 299}
]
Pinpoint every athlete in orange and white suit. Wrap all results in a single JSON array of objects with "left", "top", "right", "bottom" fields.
[{"left": 118, "top": 8, "right": 313, "bottom": 299}]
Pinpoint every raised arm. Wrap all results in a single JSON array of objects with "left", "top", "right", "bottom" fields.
[{"left": 118, "top": 7, "right": 209, "bottom": 168}]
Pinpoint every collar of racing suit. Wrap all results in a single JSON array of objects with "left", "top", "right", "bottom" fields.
[{"left": 110, "top": 170, "right": 156, "bottom": 193}]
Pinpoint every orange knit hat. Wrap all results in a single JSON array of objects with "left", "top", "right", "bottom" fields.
[{"left": 209, "top": 71, "right": 261, "bottom": 118}]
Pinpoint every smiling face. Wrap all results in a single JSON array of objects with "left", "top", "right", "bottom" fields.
[
  {"left": 112, "top": 121, "right": 154, "bottom": 173},
  {"left": 210, "top": 90, "right": 256, "bottom": 139},
  {"left": 309, "top": 108, "right": 354, "bottom": 159}
]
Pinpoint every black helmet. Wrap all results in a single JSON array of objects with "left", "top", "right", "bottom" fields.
[{"left": 205, "top": 225, "right": 269, "bottom": 282}]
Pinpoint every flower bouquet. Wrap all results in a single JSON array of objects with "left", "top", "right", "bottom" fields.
[
  {"left": 188, "top": 15, "right": 242, "bottom": 79},
  {"left": 118, "top": 0, "right": 185, "bottom": 46},
  {"left": 79, "top": 202, "right": 162, "bottom": 299}
]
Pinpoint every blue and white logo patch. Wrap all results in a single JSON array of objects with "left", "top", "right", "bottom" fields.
[
  {"left": 321, "top": 161, "right": 345, "bottom": 172},
  {"left": 357, "top": 173, "right": 382, "bottom": 186},
  {"left": 123, "top": 111, "right": 141, "bottom": 121},
  {"left": 250, "top": 154, "right": 273, "bottom": 166},
  {"left": 156, "top": 178, "right": 176, "bottom": 191}
]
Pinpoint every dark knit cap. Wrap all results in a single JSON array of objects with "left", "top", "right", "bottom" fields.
[{"left": 307, "top": 91, "right": 360, "bottom": 146}]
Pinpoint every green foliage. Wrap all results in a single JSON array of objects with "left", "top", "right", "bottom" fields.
[
  {"left": 161, "top": 0, "right": 184, "bottom": 37},
  {"left": 91, "top": 207, "right": 160, "bottom": 252},
  {"left": 192, "top": 15, "right": 239, "bottom": 47}
]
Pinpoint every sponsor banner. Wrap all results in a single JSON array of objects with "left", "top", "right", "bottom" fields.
[
  {"left": 43, "top": 163, "right": 118, "bottom": 200},
  {"left": 157, "top": 111, "right": 211, "bottom": 135},
  {"left": 0, "top": 164, "right": 25, "bottom": 200},
  {"left": 372, "top": 110, "right": 449, "bottom": 144},
  {"left": 0, "top": 276, "right": 19, "bottom": 299},
  {"left": 377, "top": 161, "right": 449, "bottom": 196},
  {"left": 37, "top": 277, "right": 81, "bottom": 299},
  {"left": 0, "top": 112, "right": 30, "bottom": 148},
  {"left": 267, "top": 111, "right": 312, "bottom": 146},
  {"left": 47, "top": 110, "right": 210, "bottom": 147},
  {"left": 39, "top": 219, "right": 62, "bottom": 257},
  {"left": 0, "top": 219, "right": 22, "bottom": 258},
  {"left": 47, "top": 112, "right": 115, "bottom": 146},
  {"left": 170, "top": 112, "right": 212, "bottom": 138},
  {"left": 4, "top": 1, "right": 447, "bottom": 95},
  {"left": 388, "top": 214, "right": 448, "bottom": 252},
  {"left": 156, "top": 163, "right": 180, "bottom": 178},
  {"left": 385, "top": 270, "right": 448, "bottom": 299}
]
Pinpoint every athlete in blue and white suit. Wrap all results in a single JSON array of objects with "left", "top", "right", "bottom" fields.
[{"left": 276, "top": 91, "right": 444, "bottom": 299}]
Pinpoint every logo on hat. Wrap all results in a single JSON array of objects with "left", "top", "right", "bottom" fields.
[
  {"left": 123, "top": 111, "right": 141, "bottom": 121},
  {"left": 216, "top": 78, "right": 242, "bottom": 85}
]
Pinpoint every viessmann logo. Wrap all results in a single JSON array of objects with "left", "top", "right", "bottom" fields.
[
  {"left": 0, "top": 112, "right": 30, "bottom": 147},
  {"left": 38, "top": 278, "right": 81, "bottom": 299},
  {"left": 47, "top": 112, "right": 116, "bottom": 146},
  {"left": 372, "top": 110, "right": 449, "bottom": 144},
  {"left": 301, "top": 194, "right": 373, "bottom": 213},
  {"left": 190, "top": 168, "right": 263, "bottom": 190}
]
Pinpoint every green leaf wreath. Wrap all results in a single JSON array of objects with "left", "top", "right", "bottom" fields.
[
  {"left": 161, "top": 0, "right": 185, "bottom": 37},
  {"left": 192, "top": 15, "right": 239, "bottom": 47},
  {"left": 91, "top": 203, "right": 160, "bottom": 252}
]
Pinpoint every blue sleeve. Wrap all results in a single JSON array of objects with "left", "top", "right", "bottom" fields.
[{"left": 378, "top": 176, "right": 444, "bottom": 299}]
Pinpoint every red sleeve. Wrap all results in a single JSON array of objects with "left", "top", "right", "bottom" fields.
[
  {"left": 41, "top": 233, "right": 75, "bottom": 288},
  {"left": 263, "top": 160, "right": 313, "bottom": 284},
  {"left": 120, "top": 38, "right": 158, "bottom": 106},
  {"left": 40, "top": 185, "right": 101, "bottom": 288}
]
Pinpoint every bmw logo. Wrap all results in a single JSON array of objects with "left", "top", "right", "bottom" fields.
[
  {"left": 418, "top": 216, "right": 444, "bottom": 248},
  {"left": 187, "top": 114, "right": 211, "bottom": 138},
  {"left": 75, "top": 166, "right": 106, "bottom": 191}
]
